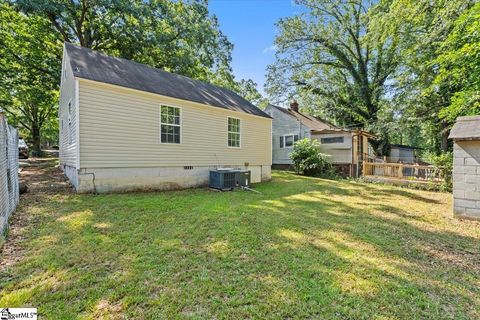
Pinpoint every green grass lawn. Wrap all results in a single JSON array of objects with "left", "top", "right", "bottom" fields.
[{"left": 1, "top": 168, "right": 479, "bottom": 319}]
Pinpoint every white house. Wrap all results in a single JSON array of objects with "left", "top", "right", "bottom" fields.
[
  {"left": 59, "top": 43, "right": 272, "bottom": 193},
  {"left": 264, "top": 103, "right": 373, "bottom": 177}
]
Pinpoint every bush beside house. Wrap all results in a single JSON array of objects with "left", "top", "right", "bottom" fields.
[{"left": 289, "top": 138, "right": 334, "bottom": 177}]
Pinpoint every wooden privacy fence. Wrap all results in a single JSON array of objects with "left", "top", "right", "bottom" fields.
[{"left": 362, "top": 162, "right": 444, "bottom": 183}]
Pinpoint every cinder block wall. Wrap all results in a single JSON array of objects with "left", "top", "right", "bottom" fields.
[
  {"left": 74, "top": 165, "right": 270, "bottom": 193},
  {"left": 453, "top": 140, "right": 480, "bottom": 219}
]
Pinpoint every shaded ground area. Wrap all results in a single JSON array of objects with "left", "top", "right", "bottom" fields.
[
  {"left": 18, "top": 158, "right": 69, "bottom": 193},
  {"left": 1, "top": 159, "right": 70, "bottom": 269},
  {"left": 0, "top": 160, "right": 479, "bottom": 319}
]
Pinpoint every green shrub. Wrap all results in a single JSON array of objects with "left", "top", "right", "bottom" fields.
[
  {"left": 289, "top": 138, "right": 333, "bottom": 177},
  {"left": 425, "top": 151, "right": 453, "bottom": 191}
]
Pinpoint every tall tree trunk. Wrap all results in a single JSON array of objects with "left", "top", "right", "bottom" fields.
[
  {"left": 440, "top": 120, "right": 449, "bottom": 152},
  {"left": 31, "top": 121, "right": 41, "bottom": 156}
]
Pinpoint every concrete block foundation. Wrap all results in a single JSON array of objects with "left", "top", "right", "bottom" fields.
[{"left": 63, "top": 165, "right": 271, "bottom": 193}]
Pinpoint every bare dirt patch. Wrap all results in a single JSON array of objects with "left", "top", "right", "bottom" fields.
[
  {"left": 19, "top": 158, "right": 71, "bottom": 194},
  {"left": 0, "top": 158, "right": 71, "bottom": 269}
]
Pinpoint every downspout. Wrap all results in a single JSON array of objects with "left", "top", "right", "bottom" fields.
[{"left": 78, "top": 169, "right": 98, "bottom": 194}]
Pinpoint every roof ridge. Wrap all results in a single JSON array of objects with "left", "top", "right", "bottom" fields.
[
  {"left": 269, "top": 104, "right": 341, "bottom": 129},
  {"left": 457, "top": 115, "right": 480, "bottom": 121},
  {"left": 64, "top": 43, "right": 271, "bottom": 118},
  {"left": 65, "top": 42, "right": 242, "bottom": 98}
]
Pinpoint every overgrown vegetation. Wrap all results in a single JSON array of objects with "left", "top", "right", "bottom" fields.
[
  {"left": 425, "top": 151, "right": 454, "bottom": 191},
  {"left": 435, "top": 2, "right": 480, "bottom": 122},
  {"left": 289, "top": 138, "right": 333, "bottom": 177},
  {"left": 0, "top": 0, "right": 265, "bottom": 151},
  {"left": 1, "top": 163, "right": 478, "bottom": 319},
  {"left": 0, "top": 3, "right": 60, "bottom": 154}
]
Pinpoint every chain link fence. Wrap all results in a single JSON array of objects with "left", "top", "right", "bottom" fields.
[{"left": 0, "top": 108, "right": 19, "bottom": 236}]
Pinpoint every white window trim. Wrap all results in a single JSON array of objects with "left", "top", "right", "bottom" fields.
[
  {"left": 159, "top": 104, "right": 182, "bottom": 145},
  {"left": 281, "top": 134, "right": 298, "bottom": 149},
  {"left": 68, "top": 99, "right": 73, "bottom": 118},
  {"left": 227, "top": 116, "right": 241, "bottom": 148},
  {"left": 67, "top": 98, "right": 74, "bottom": 146}
]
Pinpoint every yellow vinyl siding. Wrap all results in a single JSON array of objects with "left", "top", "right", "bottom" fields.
[
  {"left": 78, "top": 79, "right": 271, "bottom": 168},
  {"left": 59, "top": 49, "right": 77, "bottom": 167}
]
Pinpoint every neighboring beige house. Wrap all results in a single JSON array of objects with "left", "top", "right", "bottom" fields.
[
  {"left": 59, "top": 43, "right": 272, "bottom": 193},
  {"left": 449, "top": 115, "right": 480, "bottom": 220},
  {"left": 264, "top": 103, "right": 373, "bottom": 177}
]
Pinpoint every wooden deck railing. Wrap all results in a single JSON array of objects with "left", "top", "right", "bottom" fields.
[{"left": 362, "top": 161, "right": 443, "bottom": 182}]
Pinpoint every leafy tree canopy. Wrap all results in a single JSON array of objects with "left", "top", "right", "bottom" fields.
[
  {"left": 266, "top": 0, "right": 400, "bottom": 154},
  {"left": 267, "top": 0, "right": 478, "bottom": 154},
  {"left": 436, "top": 3, "right": 480, "bottom": 122},
  {"left": 0, "top": 3, "right": 60, "bottom": 153},
  {"left": 369, "top": 0, "right": 476, "bottom": 152},
  {"left": 14, "top": 0, "right": 236, "bottom": 86},
  {"left": 234, "top": 79, "right": 269, "bottom": 108},
  {"left": 1, "top": 0, "right": 265, "bottom": 151}
]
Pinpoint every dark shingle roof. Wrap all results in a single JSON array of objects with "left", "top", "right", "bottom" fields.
[
  {"left": 449, "top": 116, "right": 480, "bottom": 140},
  {"left": 64, "top": 43, "right": 270, "bottom": 118}
]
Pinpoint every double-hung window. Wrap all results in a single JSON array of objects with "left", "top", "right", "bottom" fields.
[
  {"left": 280, "top": 134, "right": 299, "bottom": 148},
  {"left": 160, "top": 105, "right": 181, "bottom": 144},
  {"left": 228, "top": 117, "right": 240, "bottom": 147}
]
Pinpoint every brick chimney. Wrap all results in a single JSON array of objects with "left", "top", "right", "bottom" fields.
[{"left": 289, "top": 100, "right": 299, "bottom": 112}]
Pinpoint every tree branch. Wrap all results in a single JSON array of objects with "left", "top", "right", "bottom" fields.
[{"left": 47, "top": 13, "right": 71, "bottom": 43}]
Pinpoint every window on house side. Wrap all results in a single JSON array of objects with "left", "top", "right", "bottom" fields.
[
  {"left": 160, "top": 105, "right": 181, "bottom": 144},
  {"left": 228, "top": 117, "right": 240, "bottom": 147},
  {"left": 280, "top": 134, "right": 299, "bottom": 148},
  {"left": 320, "top": 136, "right": 344, "bottom": 144}
]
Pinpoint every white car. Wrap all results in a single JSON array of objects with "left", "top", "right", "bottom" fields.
[{"left": 18, "top": 138, "right": 29, "bottom": 159}]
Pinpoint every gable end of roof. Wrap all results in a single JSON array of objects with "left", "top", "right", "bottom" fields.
[
  {"left": 267, "top": 104, "right": 341, "bottom": 131},
  {"left": 449, "top": 115, "right": 480, "bottom": 140}
]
